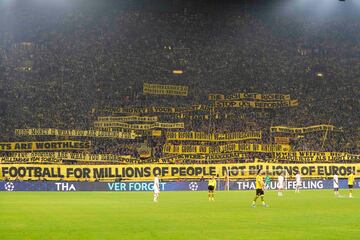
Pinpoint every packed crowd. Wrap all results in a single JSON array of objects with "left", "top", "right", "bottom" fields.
[{"left": 0, "top": 2, "right": 359, "bottom": 163}]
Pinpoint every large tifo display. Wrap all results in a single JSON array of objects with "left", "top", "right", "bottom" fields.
[
  {"left": 1, "top": 163, "right": 359, "bottom": 181},
  {"left": 0, "top": 179, "right": 358, "bottom": 192}
]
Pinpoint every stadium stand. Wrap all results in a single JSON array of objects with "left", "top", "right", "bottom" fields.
[{"left": 0, "top": 1, "right": 359, "bottom": 173}]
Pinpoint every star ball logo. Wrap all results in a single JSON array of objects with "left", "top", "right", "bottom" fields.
[
  {"left": 189, "top": 182, "right": 198, "bottom": 191},
  {"left": 4, "top": 182, "right": 15, "bottom": 192}
]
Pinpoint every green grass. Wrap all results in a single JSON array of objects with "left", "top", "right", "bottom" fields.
[{"left": 0, "top": 190, "right": 359, "bottom": 240}]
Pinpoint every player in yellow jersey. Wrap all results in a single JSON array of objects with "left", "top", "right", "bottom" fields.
[
  {"left": 252, "top": 170, "right": 268, "bottom": 207},
  {"left": 208, "top": 176, "right": 216, "bottom": 201},
  {"left": 348, "top": 171, "right": 355, "bottom": 198}
]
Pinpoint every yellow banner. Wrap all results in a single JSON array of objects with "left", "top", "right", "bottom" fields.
[
  {"left": 0, "top": 157, "right": 63, "bottom": 164},
  {"left": 3, "top": 151, "right": 357, "bottom": 164},
  {"left": 172, "top": 112, "right": 270, "bottom": 120},
  {"left": 106, "top": 105, "right": 211, "bottom": 114},
  {"left": 151, "top": 130, "right": 162, "bottom": 137},
  {"left": 209, "top": 93, "right": 291, "bottom": 101},
  {"left": 159, "top": 152, "right": 247, "bottom": 163},
  {"left": 97, "top": 116, "right": 158, "bottom": 122},
  {"left": 107, "top": 106, "right": 177, "bottom": 114},
  {"left": 99, "top": 111, "right": 267, "bottom": 122},
  {"left": 166, "top": 131, "right": 262, "bottom": 142},
  {"left": 270, "top": 125, "right": 337, "bottom": 134},
  {"left": 163, "top": 144, "right": 209, "bottom": 154},
  {"left": 0, "top": 141, "right": 90, "bottom": 152},
  {"left": 162, "top": 143, "right": 291, "bottom": 154},
  {"left": 143, "top": 82, "right": 189, "bottom": 96},
  {"left": 89, "top": 128, "right": 163, "bottom": 138},
  {"left": 0, "top": 152, "right": 246, "bottom": 164},
  {"left": 172, "top": 114, "right": 210, "bottom": 120},
  {"left": 274, "top": 137, "right": 290, "bottom": 144},
  {"left": 214, "top": 100, "right": 299, "bottom": 108},
  {"left": 1, "top": 163, "right": 358, "bottom": 181},
  {"left": 15, "top": 128, "right": 138, "bottom": 139},
  {"left": 274, "top": 151, "right": 360, "bottom": 162},
  {"left": 94, "top": 122, "right": 184, "bottom": 130},
  {"left": 0, "top": 152, "right": 139, "bottom": 163}
]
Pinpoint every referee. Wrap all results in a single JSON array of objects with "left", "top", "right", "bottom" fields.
[{"left": 208, "top": 176, "right": 216, "bottom": 201}]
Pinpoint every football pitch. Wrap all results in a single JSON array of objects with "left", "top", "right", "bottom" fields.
[{"left": 0, "top": 190, "right": 359, "bottom": 240}]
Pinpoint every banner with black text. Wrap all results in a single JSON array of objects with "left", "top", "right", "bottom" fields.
[{"left": 1, "top": 163, "right": 358, "bottom": 181}]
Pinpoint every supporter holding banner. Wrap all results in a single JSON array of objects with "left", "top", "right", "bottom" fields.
[
  {"left": 1, "top": 163, "right": 358, "bottom": 181},
  {"left": 165, "top": 131, "right": 262, "bottom": 142},
  {"left": 15, "top": 129, "right": 138, "bottom": 139},
  {"left": 270, "top": 125, "right": 337, "bottom": 134},
  {"left": 143, "top": 83, "right": 189, "bottom": 96},
  {"left": 0, "top": 141, "right": 90, "bottom": 152}
]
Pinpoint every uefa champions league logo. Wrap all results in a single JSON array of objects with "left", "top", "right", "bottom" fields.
[
  {"left": 4, "top": 182, "right": 15, "bottom": 192},
  {"left": 189, "top": 182, "right": 198, "bottom": 191}
]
